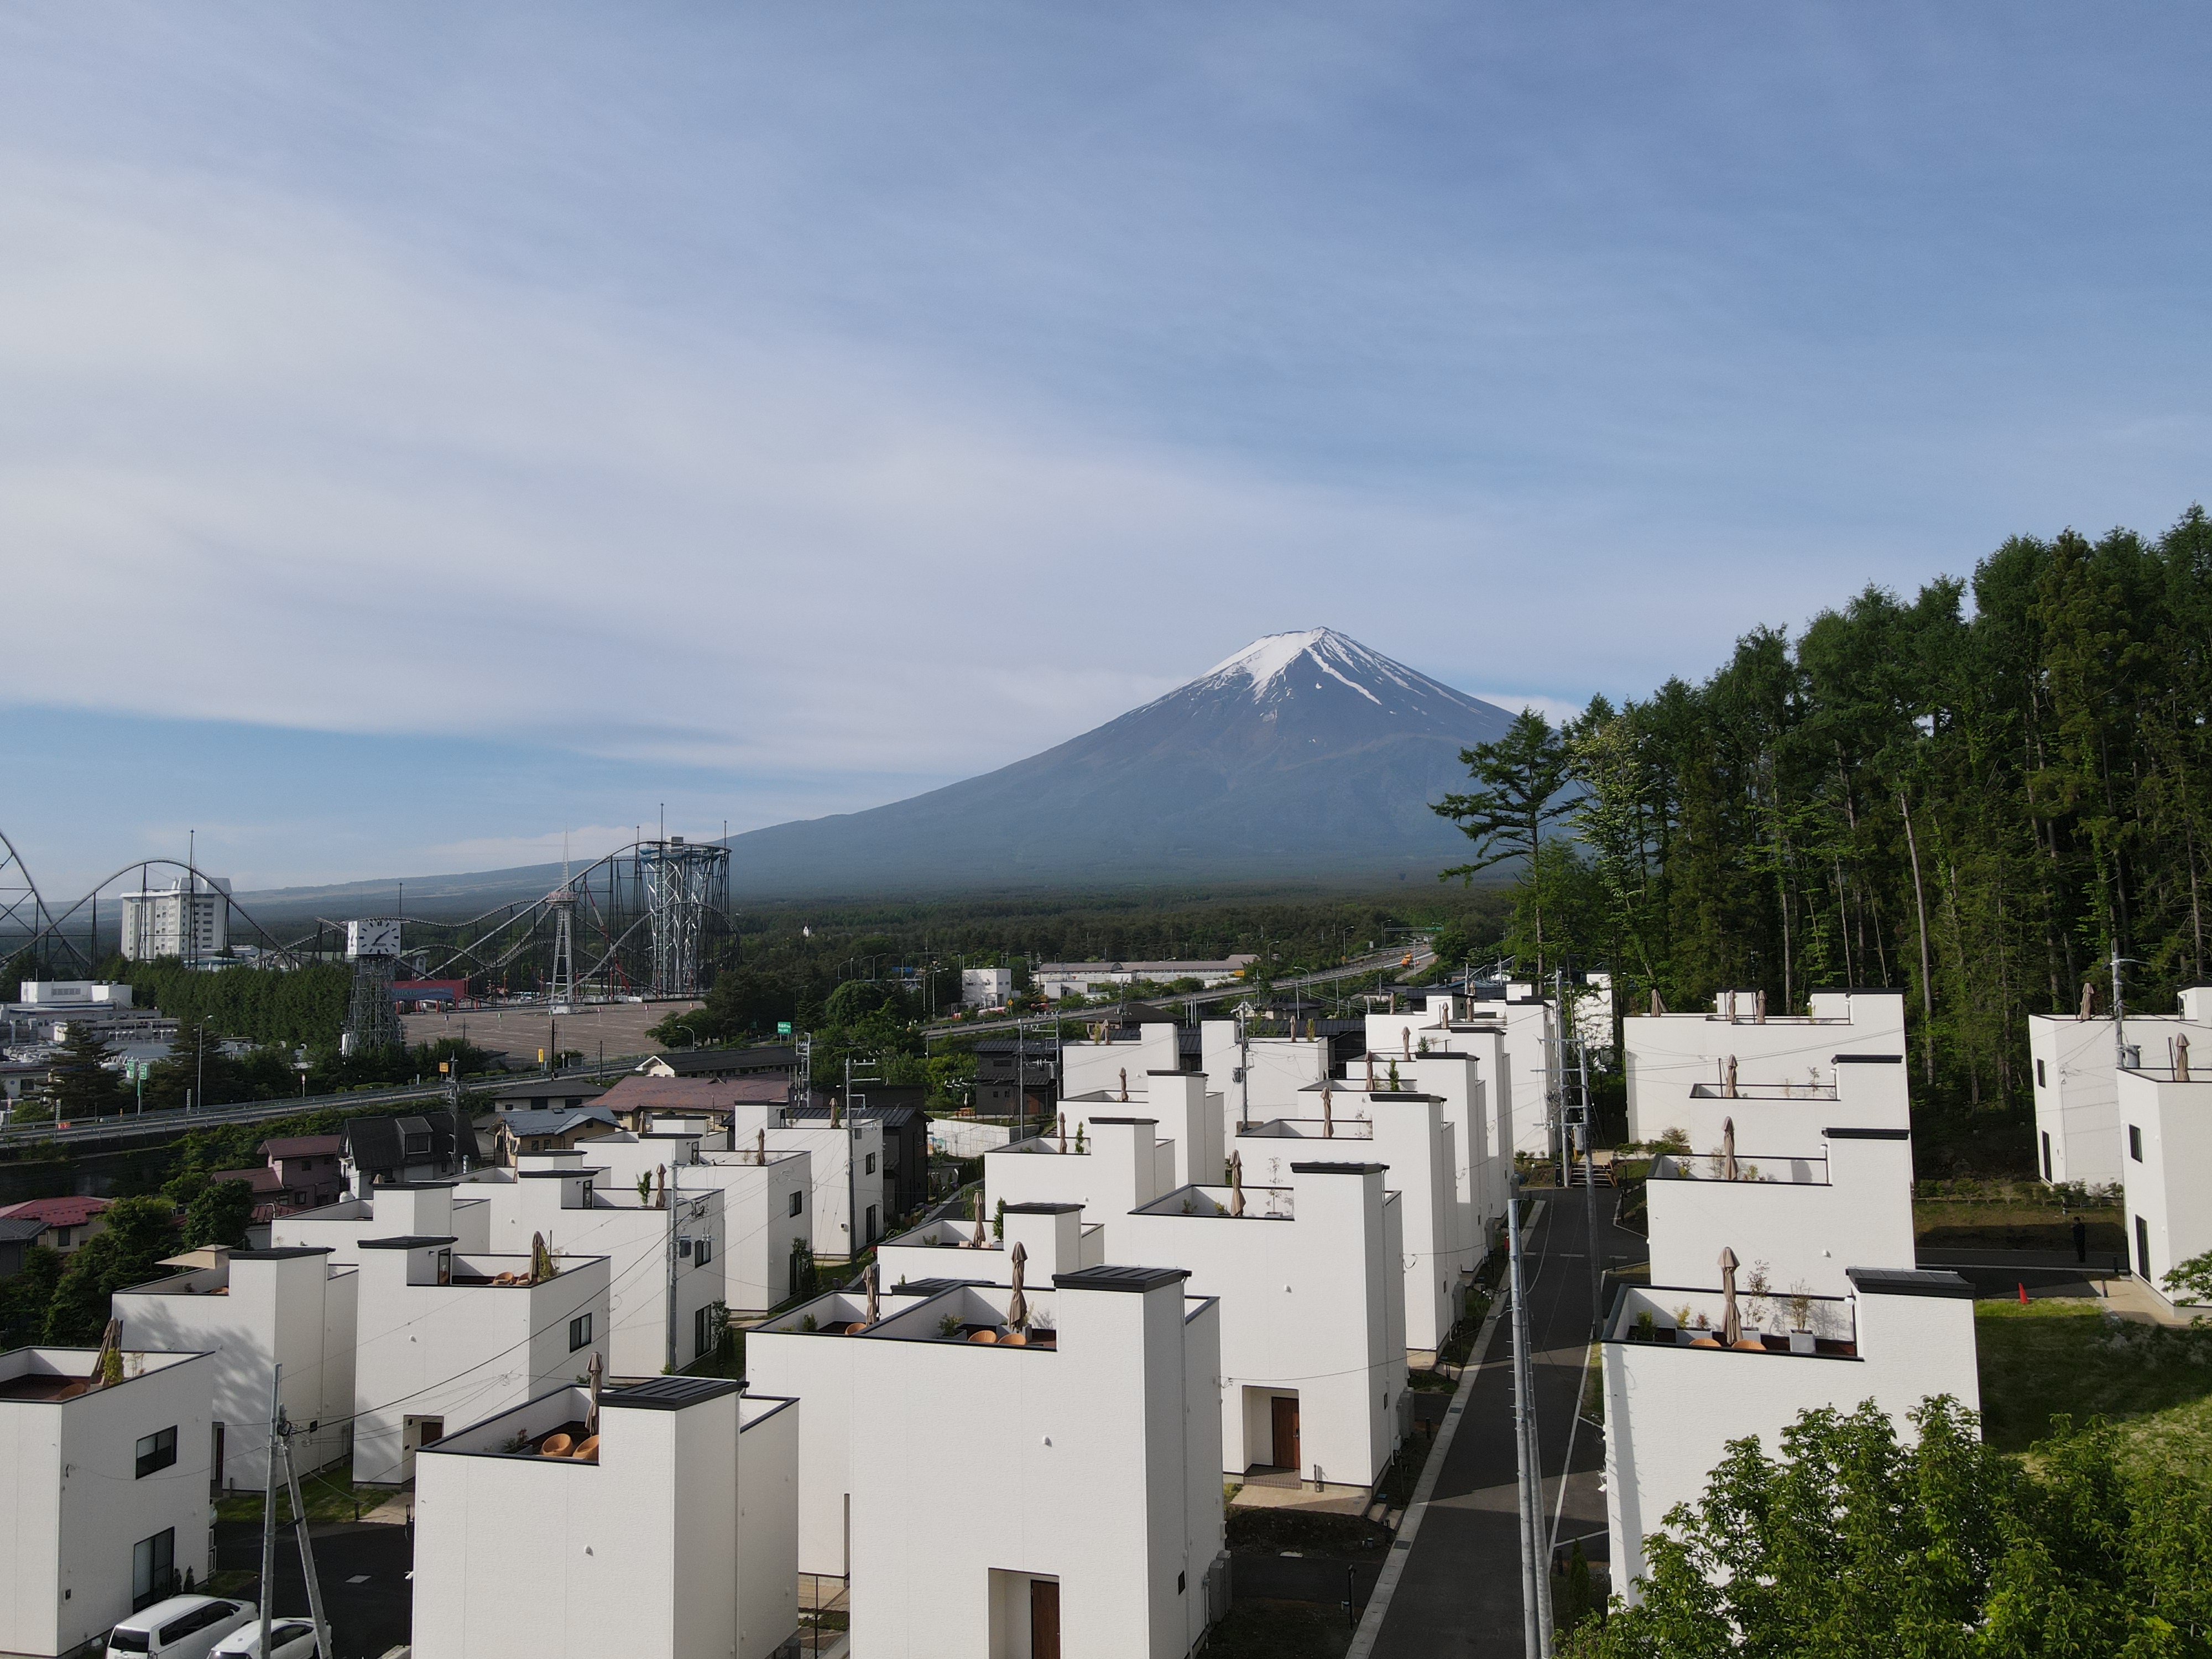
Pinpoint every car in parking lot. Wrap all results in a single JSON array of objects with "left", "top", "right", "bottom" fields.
[
  {"left": 210, "top": 1617, "right": 320, "bottom": 1659},
  {"left": 105, "top": 1597, "right": 253, "bottom": 1659}
]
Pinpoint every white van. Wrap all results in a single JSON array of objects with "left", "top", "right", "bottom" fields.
[{"left": 106, "top": 1596, "right": 253, "bottom": 1659}]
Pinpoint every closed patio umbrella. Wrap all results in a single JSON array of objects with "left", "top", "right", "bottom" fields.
[
  {"left": 865, "top": 1259, "right": 879, "bottom": 1325},
  {"left": 1230, "top": 1150, "right": 1245, "bottom": 1218},
  {"left": 757, "top": 1126, "right": 766, "bottom": 1165},
  {"left": 1724, "top": 1055, "right": 1739, "bottom": 1099},
  {"left": 1119, "top": 1067, "right": 1129, "bottom": 1103},
  {"left": 1322, "top": 1083, "right": 1334, "bottom": 1139},
  {"left": 2179, "top": 1035, "right": 2193, "bottom": 1083},
  {"left": 1007, "top": 1241, "right": 1028, "bottom": 1331},
  {"left": 1058, "top": 1112, "right": 1067, "bottom": 1154},
  {"left": 1721, "top": 1117, "right": 1738, "bottom": 1182},
  {"left": 586, "top": 1350, "right": 602, "bottom": 1436},
  {"left": 969, "top": 1187, "right": 988, "bottom": 1248},
  {"left": 1719, "top": 1245, "right": 1743, "bottom": 1347}
]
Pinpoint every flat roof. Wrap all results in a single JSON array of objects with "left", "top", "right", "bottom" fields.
[
  {"left": 606, "top": 1375, "right": 743, "bottom": 1412},
  {"left": 1053, "top": 1265, "right": 1188, "bottom": 1295}
]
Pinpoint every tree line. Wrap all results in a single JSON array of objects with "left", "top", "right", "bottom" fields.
[{"left": 1436, "top": 507, "right": 2212, "bottom": 1129}]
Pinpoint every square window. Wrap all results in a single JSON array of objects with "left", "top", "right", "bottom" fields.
[
  {"left": 2131, "top": 1125, "right": 2144, "bottom": 1162},
  {"left": 134, "top": 1425, "right": 178, "bottom": 1478},
  {"left": 789, "top": 1190, "right": 803, "bottom": 1217},
  {"left": 570, "top": 1312, "right": 593, "bottom": 1352}
]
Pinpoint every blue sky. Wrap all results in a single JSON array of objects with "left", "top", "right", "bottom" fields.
[{"left": 3, "top": 5, "right": 2208, "bottom": 895}]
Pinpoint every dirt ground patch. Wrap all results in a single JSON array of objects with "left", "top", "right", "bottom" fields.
[{"left": 403, "top": 999, "right": 700, "bottom": 1067}]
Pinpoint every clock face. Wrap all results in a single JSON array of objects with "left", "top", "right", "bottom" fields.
[{"left": 348, "top": 919, "right": 403, "bottom": 958}]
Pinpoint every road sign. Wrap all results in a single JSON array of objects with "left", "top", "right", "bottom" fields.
[{"left": 776, "top": 1022, "right": 792, "bottom": 1036}]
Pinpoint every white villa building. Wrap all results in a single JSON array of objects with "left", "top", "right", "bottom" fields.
[
  {"left": 112, "top": 1245, "right": 357, "bottom": 1490},
  {"left": 1622, "top": 987, "right": 1907, "bottom": 1147},
  {"left": 1234, "top": 1088, "right": 1472, "bottom": 1358},
  {"left": 2032, "top": 988, "right": 2212, "bottom": 1188},
  {"left": 462, "top": 1154, "right": 726, "bottom": 1378},
  {"left": 1118, "top": 1160, "right": 1407, "bottom": 1493},
  {"left": 0, "top": 1345, "right": 215, "bottom": 1658},
  {"left": 351, "top": 1234, "right": 609, "bottom": 1485},
  {"left": 1036, "top": 956, "right": 1255, "bottom": 1000},
  {"left": 1601, "top": 1266, "right": 1980, "bottom": 1595},
  {"left": 1644, "top": 1126, "right": 1917, "bottom": 1301},
  {"left": 271, "top": 1178, "right": 493, "bottom": 1264},
  {"left": 878, "top": 1199, "right": 1103, "bottom": 1292},
  {"left": 750, "top": 1266, "right": 1227, "bottom": 1657},
  {"left": 2115, "top": 1065, "right": 2212, "bottom": 1304},
  {"left": 411, "top": 1375, "right": 800, "bottom": 1659}
]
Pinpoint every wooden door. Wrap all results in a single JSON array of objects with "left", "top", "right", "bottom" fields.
[
  {"left": 1272, "top": 1395, "right": 1301, "bottom": 1472},
  {"left": 1030, "top": 1578, "right": 1061, "bottom": 1659}
]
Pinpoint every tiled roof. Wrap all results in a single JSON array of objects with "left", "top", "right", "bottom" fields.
[
  {"left": 259, "top": 1134, "right": 343, "bottom": 1159},
  {"left": 600, "top": 1074, "right": 789, "bottom": 1112},
  {"left": 499, "top": 1107, "right": 622, "bottom": 1138},
  {"left": 0, "top": 1196, "right": 112, "bottom": 1228}
]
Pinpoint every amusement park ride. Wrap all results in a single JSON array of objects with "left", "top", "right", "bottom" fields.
[{"left": 0, "top": 827, "right": 734, "bottom": 1007}]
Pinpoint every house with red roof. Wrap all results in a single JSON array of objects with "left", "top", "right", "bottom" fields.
[{"left": 0, "top": 1196, "right": 112, "bottom": 1255}]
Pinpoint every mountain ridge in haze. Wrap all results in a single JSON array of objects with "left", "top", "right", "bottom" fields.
[{"left": 239, "top": 630, "right": 1519, "bottom": 910}]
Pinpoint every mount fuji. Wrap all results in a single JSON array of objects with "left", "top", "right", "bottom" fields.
[{"left": 718, "top": 628, "right": 1519, "bottom": 896}]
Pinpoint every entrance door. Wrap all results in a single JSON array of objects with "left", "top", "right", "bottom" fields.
[
  {"left": 1029, "top": 1578, "right": 1061, "bottom": 1659},
  {"left": 1271, "top": 1395, "right": 1301, "bottom": 1472}
]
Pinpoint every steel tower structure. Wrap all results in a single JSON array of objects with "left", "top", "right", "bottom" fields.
[{"left": 638, "top": 837, "right": 728, "bottom": 998}]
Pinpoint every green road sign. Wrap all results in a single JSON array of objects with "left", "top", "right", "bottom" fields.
[{"left": 776, "top": 1022, "right": 793, "bottom": 1036}]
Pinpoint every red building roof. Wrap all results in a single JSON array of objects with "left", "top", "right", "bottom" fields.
[{"left": 0, "top": 1196, "right": 113, "bottom": 1228}]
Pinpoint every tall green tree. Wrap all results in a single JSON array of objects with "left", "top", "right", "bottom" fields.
[
  {"left": 41, "top": 1196, "right": 178, "bottom": 1343},
  {"left": 1434, "top": 708, "right": 1576, "bottom": 979},
  {"left": 42, "top": 1023, "right": 124, "bottom": 1119}
]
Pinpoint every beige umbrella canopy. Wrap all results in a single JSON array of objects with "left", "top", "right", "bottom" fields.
[
  {"left": 1364, "top": 1053, "right": 1377, "bottom": 1092},
  {"left": 1118, "top": 1067, "right": 1129, "bottom": 1103},
  {"left": 1322, "top": 1082, "right": 1334, "bottom": 1140},
  {"left": 2179, "top": 1035, "right": 2194, "bottom": 1084},
  {"left": 864, "top": 1259, "right": 880, "bottom": 1325},
  {"left": 969, "top": 1187, "right": 988, "bottom": 1248},
  {"left": 1007, "top": 1241, "right": 1029, "bottom": 1332},
  {"left": 586, "top": 1350, "right": 603, "bottom": 1436},
  {"left": 1401, "top": 1029, "right": 1412, "bottom": 1061},
  {"left": 756, "top": 1126, "right": 767, "bottom": 1165},
  {"left": 1719, "top": 1246, "right": 1742, "bottom": 1344},
  {"left": 1229, "top": 1150, "right": 1245, "bottom": 1218},
  {"left": 1724, "top": 1055, "right": 1739, "bottom": 1099},
  {"left": 1058, "top": 1113, "right": 1067, "bottom": 1154},
  {"left": 1721, "top": 1117, "right": 1739, "bottom": 1182}
]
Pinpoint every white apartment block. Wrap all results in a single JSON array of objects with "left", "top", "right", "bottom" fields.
[
  {"left": 351, "top": 1235, "right": 609, "bottom": 1485},
  {"left": 2032, "top": 988, "right": 2212, "bottom": 1189},
  {"left": 112, "top": 1246, "right": 357, "bottom": 1490},
  {"left": 1054, "top": 1072, "right": 1227, "bottom": 1193},
  {"left": 1623, "top": 988, "right": 1907, "bottom": 1148},
  {"left": 960, "top": 968, "right": 1014, "bottom": 1008},
  {"left": 468, "top": 1155, "right": 726, "bottom": 1378},
  {"left": 878, "top": 1199, "right": 1103, "bottom": 1292},
  {"left": 1234, "top": 1088, "right": 1472, "bottom": 1358},
  {"left": 1198, "top": 1020, "right": 1329, "bottom": 1126},
  {"left": 708, "top": 1109, "right": 887, "bottom": 1262},
  {"left": 118, "top": 879, "right": 231, "bottom": 962},
  {"left": 2116, "top": 1066, "right": 2212, "bottom": 1304},
  {"left": 0, "top": 1345, "right": 215, "bottom": 1658},
  {"left": 1059, "top": 1024, "right": 1184, "bottom": 1100},
  {"left": 1119, "top": 1160, "right": 1407, "bottom": 1493},
  {"left": 983, "top": 1117, "right": 1173, "bottom": 1246},
  {"left": 751, "top": 1269, "right": 1227, "bottom": 1657},
  {"left": 1036, "top": 957, "right": 1255, "bottom": 999},
  {"left": 272, "top": 1179, "right": 493, "bottom": 1265},
  {"left": 413, "top": 1375, "right": 799, "bottom": 1659},
  {"left": 1601, "top": 1268, "right": 1980, "bottom": 1597},
  {"left": 1645, "top": 1126, "right": 1917, "bottom": 1301},
  {"left": 13, "top": 981, "right": 134, "bottom": 1009},
  {"left": 559, "top": 1128, "right": 816, "bottom": 1312}
]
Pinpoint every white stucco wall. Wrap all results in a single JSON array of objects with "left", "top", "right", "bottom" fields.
[
  {"left": 2117, "top": 1068, "right": 2212, "bottom": 1300},
  {"left": 1623, "top": 989, "right": 1907, "bottom": 1146},
  {"left": 0, "top": 1348, "right": 213, "bottom": 1659},
  {"left": 2036, "top": 997, "right": 2212, "bottom": 1190}
]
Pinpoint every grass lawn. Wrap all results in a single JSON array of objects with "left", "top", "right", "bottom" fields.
[
  {"left": 1917, "top": 1201, "right": 2125, "bottom": 1255},
  {"left": 1976, "top": 1300, "right": 2212, "bottom": 1470},
  {"left": 215, "top": 1460, "right": 378, "bottom": 1527}
]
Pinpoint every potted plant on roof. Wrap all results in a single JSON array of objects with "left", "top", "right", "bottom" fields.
[{"left": 1787, "top": 1282, "right": 1816, "bottom": 1354}]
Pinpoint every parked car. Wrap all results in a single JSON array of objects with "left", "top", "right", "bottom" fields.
[
  {"left": 210, "top": 1618, "right": 320, "bottom": 1658},
  {"left": 105, "top": 1597, "right": 253, "bottom": 1659}
]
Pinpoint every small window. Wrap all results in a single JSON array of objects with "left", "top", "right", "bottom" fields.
[
  {"left": 134, "top": 1426, "right": 178, "bottom": 1478},
  {"left": 2036, "top": 1058, "right": 2047, "bottom": 1088},
  {"left": 570, "top": 1312, "right": 593, "bottom": 1352},
  {"left": 2131, "top": 1125, "right": 2144, "bottom": 1162},
  {"left": 865, "top": 1153, "right": 877, "bottom": 1175},
  {"left": 695, "top": 1305, "right": 712, "bottom": 1359},
  {"left": 789, "top": 1190, "right": 804, "bottom": 1217},
  {"left": 696, "top": 1237, "right": 712, "bottom": 1269}
]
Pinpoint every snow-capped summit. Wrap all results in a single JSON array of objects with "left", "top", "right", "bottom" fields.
[{"left": 710, "top": 628, "right": 1520, "bottom": 894}]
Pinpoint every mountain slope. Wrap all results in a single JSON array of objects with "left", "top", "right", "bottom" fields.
[
  {"left": 233, "top": 630, "right": 1520, "bottom": 913},
  {"left": 720, "top": 628, "right": 1517, "bottom": 895}
]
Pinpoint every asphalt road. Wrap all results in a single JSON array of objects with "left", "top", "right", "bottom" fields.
[
  {"left": 215, "top": 1518, "right": 414, "bottom": 1658},
  {"left": 1370, "top": 1185, "right": 1648, "bottom": 1658}
]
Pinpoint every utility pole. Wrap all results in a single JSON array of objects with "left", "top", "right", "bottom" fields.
[
  {"left": 1579, "top": 1033, "right": 1600, "bottom": 1334},
  {"left": 1506, "top": 1173, "right": 1551, "bottom": 1658},
  {"left": 259, "top": 1364, "right": 282, "bottom": 1659},
  {"left": 277, "top": 1411, "right": 332, "bottom": 1659}
]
